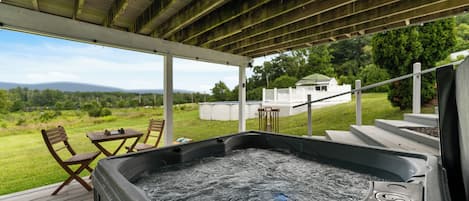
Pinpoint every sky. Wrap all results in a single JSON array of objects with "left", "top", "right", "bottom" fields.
[{"left": 0, "top": 29, "right": 276, "bottom": 93}]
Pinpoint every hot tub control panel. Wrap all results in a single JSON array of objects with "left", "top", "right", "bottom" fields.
[{"left": 366, "top": 181, "right": 423, "bottom": 201}]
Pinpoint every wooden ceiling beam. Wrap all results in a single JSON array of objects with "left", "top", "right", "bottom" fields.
[
  {"left": 165, "top": 0, "right": 272, "bottom": 43},
  {"left": 152, "top": 0, "right": 230, "bottom": 39},
  {"left": 133, "top": 0, "right": 192, "bottom": 34},
  {"left": 75, "top": 0, "right": 85, "bottom": 18},
  {"left": 175, "top": 0, "right": 316, "bottom": 45},
  {"left": 210, "top": 0, "right": 395, "bottom": 51},
  {"left": 104, "top": 0, "right": 128, "bottom": 27},
  {"left": 248, "top": 5, "right": 469, "bottom": 58},
  {"left": 234, "top": 0, "right": 444, "bottom": 55},
  {"left": 31, "top": 0, "right": 39, "bottom": 10}
]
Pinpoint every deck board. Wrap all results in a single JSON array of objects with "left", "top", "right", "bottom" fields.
[{"left": 0, "top": 178, "right": 93, "bottom": 201}]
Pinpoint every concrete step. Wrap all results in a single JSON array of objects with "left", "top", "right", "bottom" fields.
[
  {"left": 325, "top": 130, "right": 370, "bottom": 146},
  {"left": 404, "top": 113, "right": 439, "bottom": 127},
  {"left": 350, "top": 125, "right": 439, "bottom": 155},
  {"left": 375, "top": 119, "right": 440, "bottom": 149}
]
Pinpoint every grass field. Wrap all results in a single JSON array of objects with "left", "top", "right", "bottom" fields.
[{"left": 0, "top": 93, "right": 433, "bottom": 195}]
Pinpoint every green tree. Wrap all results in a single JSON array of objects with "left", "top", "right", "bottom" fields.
[
  {"left": 271, "top": 75, "right": 298, "bottom": 88},
  {"left": 330, "top": 36, "right": 372, "bottom": 76},
  {"left": 372, "top": 19, "right": 455, "bottom": 109},
  {"left": 0, "top": 90, "right": 11, "bottom": 113},
  {"left": 211, "top": 81, "right": 231, "bottom": 101},
  {"left": 299, "top": 45, "right": 335, "bottom": 78},
  {"left": 357, "top": 64, "right": 390, "bottom": 92}
]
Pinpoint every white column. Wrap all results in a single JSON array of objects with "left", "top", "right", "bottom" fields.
[
  {"left": 355, "top": 80, "right": 362, "bottom": 126},
  {"left": 262, "top": 88, "right": 266, "bottom": 102},
  {"left": 164, "top": 55, "right": 173, "bottom": 146},
  {"left": 238, "top": 65, "right": 246, "bottom": 132},
  {"left": 288, "top": 87, "right": 293, "bottom": 103},
  {"left": 413, "top": 62, "right": 421, "bottom": 114}
]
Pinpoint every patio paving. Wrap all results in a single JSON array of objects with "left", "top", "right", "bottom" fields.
[{"left": 0, "top": 178, "right": 92, "bottom": 201}]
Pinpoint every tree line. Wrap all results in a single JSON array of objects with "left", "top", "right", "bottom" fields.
[{"left": 0, "top": 87, "right": 209, "bottom": 116}]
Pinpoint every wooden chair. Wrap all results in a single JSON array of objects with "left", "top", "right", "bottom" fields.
[
  {"left": 41, "top": 126, "right": 101, "bottom": 195},
  {"left": 129, "top": 119, "right": 165, "bottom": 152}
]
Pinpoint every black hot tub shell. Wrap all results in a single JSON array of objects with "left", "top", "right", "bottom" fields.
[
  {"left": 93, "top": 131, "right": 441, "bottom": 201},
  {"left": 93, "top": 59, "right": 469, "bottom": 201}
]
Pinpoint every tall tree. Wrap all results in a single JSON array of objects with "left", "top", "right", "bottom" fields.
[
  {"left": 330, "top": 36, "right": 372, "bottom": 76},
  {"left": 0, "top": 90, "right": 11, "bottom": 113},
  {"left": 299, "top": 45, "right": 335, "bottom": 78},
  {"left": 372, "top": 19, "right": 455, "bottom": 109},
  {"left": 211, "top": 81, "right": 231, "bottom": 101}
]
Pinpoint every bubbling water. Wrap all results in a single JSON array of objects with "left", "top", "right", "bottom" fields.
[{"left": 134, "top": 148, "right": 383, "bottom": 201}]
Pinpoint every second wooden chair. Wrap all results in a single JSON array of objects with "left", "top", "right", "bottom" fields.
[{"left": 128, "top": 119, "right": 165, "bottom": 152}]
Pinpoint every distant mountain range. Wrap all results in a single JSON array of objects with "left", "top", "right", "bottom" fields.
[{"left": 0, "top": 81, "right": 191, "bottom": 94}]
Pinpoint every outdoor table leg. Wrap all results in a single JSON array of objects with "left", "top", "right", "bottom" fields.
[
  {"left": 93, "top": 142, "right": 113, "bottom": 157},
  {"left": 112, "top": 138, "right": 128, "bottom": 155},
  {"left": 126, "top": 136, "right": 142, "bottom": 153}
]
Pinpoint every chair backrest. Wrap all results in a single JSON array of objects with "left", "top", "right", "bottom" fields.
[
  {"left": 143, "top": 119, "right": 165, "bottom": 147},
  {"left": 41, "top": 126, "right": 76, "bottom": 164}
]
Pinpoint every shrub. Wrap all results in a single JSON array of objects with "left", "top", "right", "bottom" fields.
[
  {"left": 39, "top": 110, "right": 62, "bottom": 122},
  {"left": 16, "top": 118, "right": 26, "bottom": 126},
  {"left": 357, "top": 64, "right": 390, "bottom": 92},
  {"left": 271, "top": 75, "right": 298, "bottom": 88},
  {"left": 88, "top": 107, "right": 112, "bottom": 117}
]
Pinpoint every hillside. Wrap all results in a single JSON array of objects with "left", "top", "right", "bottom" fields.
[{"left": 0, "top": 81, "right": 190, "bottom": 93}]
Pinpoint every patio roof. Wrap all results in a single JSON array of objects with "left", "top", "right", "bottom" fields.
[{"left": 1, "top": 0, "right": 468, "bottom": 60}]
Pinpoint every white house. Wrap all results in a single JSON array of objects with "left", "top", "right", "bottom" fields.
[{"left": 262, "top": 73, "right": 351, "bottom": 117}]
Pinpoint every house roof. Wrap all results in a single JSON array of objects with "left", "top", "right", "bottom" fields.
[
  {"left": 296, "top": 73, "right": 331, "bottom": 86},
  {"left": 1, "top": 0, "right": 468, "bottom": 59}
]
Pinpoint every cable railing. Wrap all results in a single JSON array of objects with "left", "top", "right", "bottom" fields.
[{"left": 294, "top": 60, "right": 463, "bottom": 137}]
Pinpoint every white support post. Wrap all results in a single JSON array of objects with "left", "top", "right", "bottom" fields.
[
  {"left": 288, "top": 87, "right": 293, "bottom": 103},
  {"left": 355, "top": 80, "right": 362, "bottom": 126},
  {"left": 163, "top": 55, "right": 173, "bottom": 146},
  {"left": 262, "top": 88, "right": 266, "bottom": 102},
  {"left": 413, "top": 62, "right": 421, "bottom": 114},
  {"left": 274, "top": 88, "right": 278, "bottom": 102},
  {"left": 238, "top": 66, "right": 246, "bottom": 132},
  {"left": 307, "top": 94, "right": 312, "bottom": 137}
]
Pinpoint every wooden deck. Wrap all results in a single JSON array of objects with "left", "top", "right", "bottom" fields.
[{"left": 0, "top": 178, "right": 93, "bottom": 201}]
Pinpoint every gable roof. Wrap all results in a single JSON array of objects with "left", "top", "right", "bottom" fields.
[{"left": 296, "top": 73, "right": 331, "bottom": 86}]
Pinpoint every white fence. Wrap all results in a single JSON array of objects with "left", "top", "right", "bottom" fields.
[
  {"left": 199, "top": 101, "right": 261, "bottom": 121},
  {"left": 263, "top": 85, "right": 351, "bottom": 103}
]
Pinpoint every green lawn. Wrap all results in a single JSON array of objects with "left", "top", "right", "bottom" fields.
[{"left": 0, "top": 93, "right": 433, "bottom": 195}]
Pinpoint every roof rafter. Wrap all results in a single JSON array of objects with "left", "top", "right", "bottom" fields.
[
  {"left": 104, "top": 0, "right": 128, "bottom": 27},
  {"left": 248, "top": 2, "right": 469, "bottom": 57},
  {"left": 75, "top": 0, "right": 85, "bottom": 18},
  {"left": 214, "top": 0, "right": 397, "bottom": 52},
  {"left": 165, "top": 0, "right": 272, "bottom": 43},
  {"left": 153, "top": 0, "right": 230, "bottom": 39},
  {"left": 174, "top": 0, "right": 316, "bottom": 45},
  {"left": 133, "top": 0, "right": 192, "bottom": 34},
  {"left": 235, "top": 0, "right": 444, "bottom": 55},
  {"left": 31, "top": 0, "right": 38, "bottom": 10}
]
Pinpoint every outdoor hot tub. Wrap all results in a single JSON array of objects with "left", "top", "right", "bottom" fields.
[{"left": 92, "top": 131, "right": 442, "bottom": 201}]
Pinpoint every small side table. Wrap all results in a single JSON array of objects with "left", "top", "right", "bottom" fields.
[{"left": 86, "top": 129, "right": 143, "bottom": 157}]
